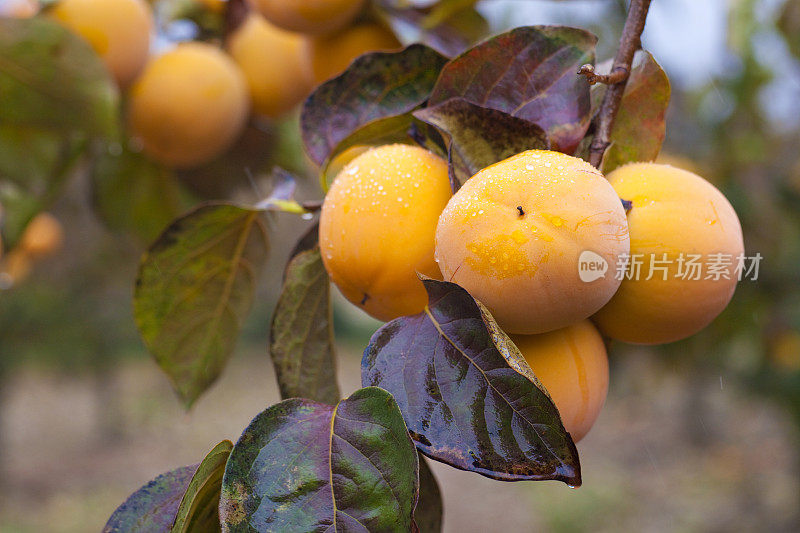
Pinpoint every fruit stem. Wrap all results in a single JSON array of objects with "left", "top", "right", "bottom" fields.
[{"left": 585, "top": 0, "right": 653, "bottom": 169}]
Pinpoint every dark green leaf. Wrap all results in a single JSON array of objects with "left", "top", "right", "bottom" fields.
[
  {"left": 414, "top": 98, "right": 549, "bottom": 189},
  {"left": 171, "top": 440, "right": 233, "bottom": 533},
  {"left": 91, "top": 142, "right": 190, "bottom": 243},
  {"left": 0, "top": 17, "right": 118, "bottom": 138},
  {"left": 219, "top": 387, "right": 419, "bottom": 532},
  {"left": 596, "top": 51, "right": 671, "bottom": 173},
  {"left": 362, "top": 279, "right": 581, "bottom": 485},
  {"left": 134, "top": 204, "right": 269, "bottom": 408},
  {"left": 0, "top": 124, "right": 86, "bottom": 248},
  {"left": 103, "top": 465, "right": 196, "bottom": 533},
  {"left": 429, "top": 26, "right": 596, "bottom": 154},
  {"left": 301, "top": 44, "right": 448, "bottom": 166},
  {"left": 269, "top": 226, "right": 340, "bottom": 405},
  {"left": 415, "top": 453, "right": 443, "bottom": 533}
]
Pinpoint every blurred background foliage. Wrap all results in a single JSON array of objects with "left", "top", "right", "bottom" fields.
[{"left": 1, "top": 0, "right": 800, "bottom": 531}]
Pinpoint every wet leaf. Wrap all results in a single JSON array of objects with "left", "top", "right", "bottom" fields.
[
  {"left": 414, "top": 98, "right": 549, "bottom": 189},
  {"left": 103, "top": 465, "right": 197, "bottom": 533},
  {"left": 362, "top": 279, "right": 581, "bottom": 485},
  {"left": 219, "top": 387, "right": 419, "bottom": 532},
  {"left": 134, "top": 204, "right": 269, "bottom": 408},
  {"left": 596, "top": 51, "right": 671, "bottom": 173},
  {"left": 91, "top": 142, "right": 190, "bottom": 243},
  {"left": 269, "top": 225, "right": 340, "bottom": 405},
  {"left": 0, "top": 124, "right": 86, "bottom": 249},
  {"left": 415, "top": 453, "right": 443, "bottom": 533},
  {"left": 0, "top": 17, "right": 118, "bottom": 138},
  {"left": 429, "top": 26, "right": 596, "bottom": 154},
  {"left": 301, "top": 44, "right": 448, "bottom": 167},
  {"left": 172, "top": 440, "right": 233, "bottom": 532}
]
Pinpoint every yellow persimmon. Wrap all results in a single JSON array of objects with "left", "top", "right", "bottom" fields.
[
  {"left": 250, "top": 0, "right": 365, "bottom": 35},
  {"left": 593, "top": 163, "right": 745, "bottom": 345},
  {"left": 19, "top": 213, "right": 64, "bottom": 257},
  {"left": 128, "top": 42, "right": 249, "bottom": 168},
  {"left": 435, "top": 150, "right": 630, "bottom": 335},
  {"left": 228, "top": 14, "right": 313, "bottom": 119},
  {"left": 319, "top": 144, "right": 452, "bottom": 321},
  {"left": 50, "top": 0, "right": 153, "bottom": 87},
  {"left": 305, "top": 23, "right": 401, "bottom": 84},
  {"left": 512, "top": 320, "right": 609, "bottom": 443}
]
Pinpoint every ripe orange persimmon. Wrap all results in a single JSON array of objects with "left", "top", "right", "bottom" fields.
[
  {"left": 127, "top": 42, "right": 249, "bottom": 168},
  {"left": 19, "top": 213, "right": 64, "bottom": 257},
  {"left": 228, "top": 14, "right": 313, "bottom": 119},
  {"left": 592, "top": 163, "right": 745, "bottom": 345},
  {"left": 511, "top": 320, "right": 609, "bottom": 443},
  {"left": 435, "top": 150, "right": 630, "bottom": 335},
  {"left": 50, "top": 0, "right": 153, "bottom": 87},
  {"left": 250, "top": 0, "right": 365, "bottom": 35},
  {"left": 305, "top": 23, "right": 401, "bottom": 84},
  {"left": 319, "top": 144, "right": 452, "bottom": 321}
]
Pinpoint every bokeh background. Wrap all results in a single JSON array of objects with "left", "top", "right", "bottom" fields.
[{"left": 2, "top": 0, "right": 800, "bottom": 531}]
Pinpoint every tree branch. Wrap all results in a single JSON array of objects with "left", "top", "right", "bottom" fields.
[{"left": 585, "top": 0, "right": 653, "bottom": 169}]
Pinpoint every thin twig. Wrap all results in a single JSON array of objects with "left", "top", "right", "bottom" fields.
[
  {"left": 586, "top": 0, "right": 653, "bottom": 169},
  {"left": 577, "top": 64, "right": 629, "bottom": 86}
]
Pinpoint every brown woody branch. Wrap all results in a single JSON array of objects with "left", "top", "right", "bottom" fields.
[{"left": 584, "top": 0, "right": 653, "bottom": 169}]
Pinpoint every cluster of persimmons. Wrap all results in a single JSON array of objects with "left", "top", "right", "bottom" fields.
[
  {"left": 320, "top": 145, "right": 744, "bottom": 442},
  {"left": 5, "top": 0, "right": 397, "bottom": 168},
  {"left": 2, "top": 0, "right": 746, "bottom": 445}
]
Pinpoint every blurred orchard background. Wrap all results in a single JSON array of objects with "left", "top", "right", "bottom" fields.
[{"left": 1, "top": 0, "right": 800, "bottom": 531}]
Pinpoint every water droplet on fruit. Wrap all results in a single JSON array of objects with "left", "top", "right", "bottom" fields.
[
  {"left": 525, "top": 164, "right": 535, "bottom": 171},
  {"left": 511, "top": 230, "right": 528, "bottom": 244}
]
